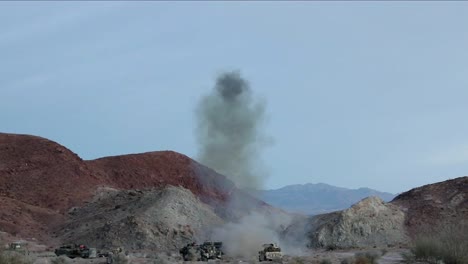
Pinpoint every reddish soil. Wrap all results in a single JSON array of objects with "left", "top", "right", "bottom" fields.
[
  {"left": 0, "top": 132, "right": 265, "bottom": 244},
  {"left": 88, "top": 151, "right": 235, "bottom": 205},
  {"left": 0, "top": 133, "right": 100, "bottom": 211},
  {"left": 391, "top": 176, "right": 468, "bottom": 235}
]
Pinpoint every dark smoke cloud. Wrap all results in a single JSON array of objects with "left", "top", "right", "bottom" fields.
[{"left": 195, "top": 71, "right": 270, "bottom": 190}]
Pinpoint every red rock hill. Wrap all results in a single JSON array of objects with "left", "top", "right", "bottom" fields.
[{"left": 0, "top": 133, "right": 265, "bottom": 243}]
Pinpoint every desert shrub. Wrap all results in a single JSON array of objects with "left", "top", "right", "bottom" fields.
[
  {"left": 411, "top": 221, "right": 468, "bottom": 264},
  {"left": 319, "top": 258, "right": 332, "bottom": 264},
  {"left": 411, "top": 236, "right": 441, "bottom": 263},
  {"left": 325, "top": 244, "right": 337, "bottom": 251},
  {"left": 354, "top": 251, "right": 380, "bottom": 264},
  {"left": 354, "top": 256, "right": 371, "bottom": 264}
]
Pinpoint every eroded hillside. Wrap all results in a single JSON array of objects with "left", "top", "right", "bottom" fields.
[
  {"left": 1, "top": 132, "right": 467, "bottom": 256},
  {"left": 0, "top": 133, "right": 270, "bottom": 246},
  {"left": 284, "top": 177, "right": 468, "bottom": 250}
]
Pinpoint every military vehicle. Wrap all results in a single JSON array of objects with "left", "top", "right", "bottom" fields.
[
  {"left": 180, "top": 241, "right": 224, "bottom": 261},
  {"left": 200, "top": 241, "right": 223, "bottom": 260},
  {"left": 7, "top": 241, "right": 29, "bottom": 255},
  {"left": 258, "top": 243, "right": 282, "bottom": 262},
  {"left": 54, "top": 244, "right": 91, "bottom": 259},
  {"left": 180, "top": 242, "right": 201, "bottom": 261}
]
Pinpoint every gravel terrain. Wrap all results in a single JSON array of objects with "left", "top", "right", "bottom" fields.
[{"left": 27, "top": 247, "right": 408, "bottom": 264}]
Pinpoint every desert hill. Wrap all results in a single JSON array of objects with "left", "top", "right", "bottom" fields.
[
  {"left": 0, "top": 133, "right": 100, "bottom": 242},
  {"left": 1, "top": 132, "right": 467, "bottom": 253},
  {"left": 391, "top": 176, "right": 468, "bottom": 235},
  {"left": 58, "top": 186, "right": 224, "bottom": 251},
  {"left": 0, "top": 132, "right": 269, "bottom": 247},
  {"left": 0, "top": 133, "right": 100, "bottom": 211},
  {"left": 283, "top": 176, "right": 468, "bottom": 249}
]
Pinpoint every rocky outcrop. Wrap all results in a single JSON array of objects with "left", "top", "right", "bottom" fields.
[
  {"left": 284, "top": 196, "right": 408, "bottom": 249},
  {"left": 309, "top": 197, "right": 408, "bottom": 248},
  {"left": 57, "top": 186, "right": 224, "bottom": 251},
  {"left": 286, "top": 177, "right": 468, "bottom": 249}
]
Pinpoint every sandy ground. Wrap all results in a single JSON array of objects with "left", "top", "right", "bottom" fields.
[{"left": 27, "top": 247, "right": 408, "bottom": 264}]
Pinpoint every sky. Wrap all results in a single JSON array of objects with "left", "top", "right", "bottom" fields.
[{"left": 1, "top": 2, "right": 468, "bottom": 194}]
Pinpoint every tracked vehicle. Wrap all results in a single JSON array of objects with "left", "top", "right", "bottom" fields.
[
  {"left": 200, "top": 241, "right": 223, "bottom": 260},
  {"left": 180, "top": 241, "right": 224, "bottom": 261},
  {"left": 180, "top": 242, "right": 201, "bottom": 261},
  {"left": 258, "top": 243, "right": 282, "bottom": 262},
  {"left": 54, "top": 244, "right": 91, "bottom": 259}
]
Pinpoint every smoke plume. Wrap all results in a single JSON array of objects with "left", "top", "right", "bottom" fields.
[
  {"left": 194, "top": 71, "right": 308, "bottom": 258},
  {"left": 195, "top": 71, "right": 270, "bottom": 190}
]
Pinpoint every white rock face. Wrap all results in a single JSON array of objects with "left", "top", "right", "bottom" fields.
[
  {"left": 58, "top": 186, "right": 224, "bottom": 251},
  {"left": 305, "top": 196, "right": 409, "bottom": 248}
]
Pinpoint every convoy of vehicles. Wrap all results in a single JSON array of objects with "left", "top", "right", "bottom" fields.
[
  {"left": 179, "top": 241, "right": 224, "bottom": 261},
  {"left": 39, "top": 240, "right": 282, "bottom": 262},
  {"left": 54, "top": 244, "right": 95, "bottom": 259}
]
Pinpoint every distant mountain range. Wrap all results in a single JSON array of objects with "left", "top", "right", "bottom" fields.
[{"left": 257, "top": 183, "right": 395, "bottom": 215}]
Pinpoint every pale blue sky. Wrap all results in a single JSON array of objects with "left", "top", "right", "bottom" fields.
[{"left": 2, "top": 2, "right": 468, "bottom": 193}]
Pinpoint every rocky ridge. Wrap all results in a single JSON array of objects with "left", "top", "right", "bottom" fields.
[
  {"left": 391, "top": 176, "right": 468, "bottom": 235},
  {"left": 284, "top": 177, "right": 468, "bottom": 250},
  {"left": 1, "top": 132, "right": 467, "bottom": 253},
  {"left": 310, "top": 196, "right": 407, "bottom": 248},
  {"left": 58, "top": 186, "right": 224, "bottom": 251},
  {"left": 0, "top": 132, "right": 268, "bottom": 246}
]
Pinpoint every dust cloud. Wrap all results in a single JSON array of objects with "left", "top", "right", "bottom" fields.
[
  {"left": 211, "top": 212, "right": 281, "bottom": 258},
  {"left": 195, "top": 71, "right": 270, "bottom": 190},
  {"left": 194, "top": 71, "right": 308, "bottom": 258}
]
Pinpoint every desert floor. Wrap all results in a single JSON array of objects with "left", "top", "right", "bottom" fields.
[{"left": 29, "top": 247, "right": 409, "bottom": 264}]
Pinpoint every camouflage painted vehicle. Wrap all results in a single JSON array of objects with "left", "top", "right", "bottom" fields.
[
  {"left": 54, "top": 244, "right": 91, "bottom": 259},
  {"left": 180, "top": 242, "right": 201, "bottom": 261},
  {"left": 180, "top": 241, "right": 224, "bottom": 261},
  {"left": 258, "top": 243, "right": 282, "bottom": 262},
  {"left": 200, "top": 241, "right": 223, "bottom": 260}
]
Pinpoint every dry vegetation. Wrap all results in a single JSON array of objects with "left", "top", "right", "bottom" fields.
[{"left": 402, "top": 220, "right": 468, "bottom": 264}]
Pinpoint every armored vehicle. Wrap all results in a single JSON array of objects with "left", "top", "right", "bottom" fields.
[
  {"left": 180, "top": 242, "right": 201, "bottom": 261},
  {"left": 258, "top": 243, "right": 282, "bottom": 262},
  {"left": 200, "top": 241, "right": 223, "bottom": 260},
  {"left": 54, "top": 244, "right": 90, "bottom": 259},
  {"left": 180, "top": 241, "right": 224, "bottom": 261}
]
